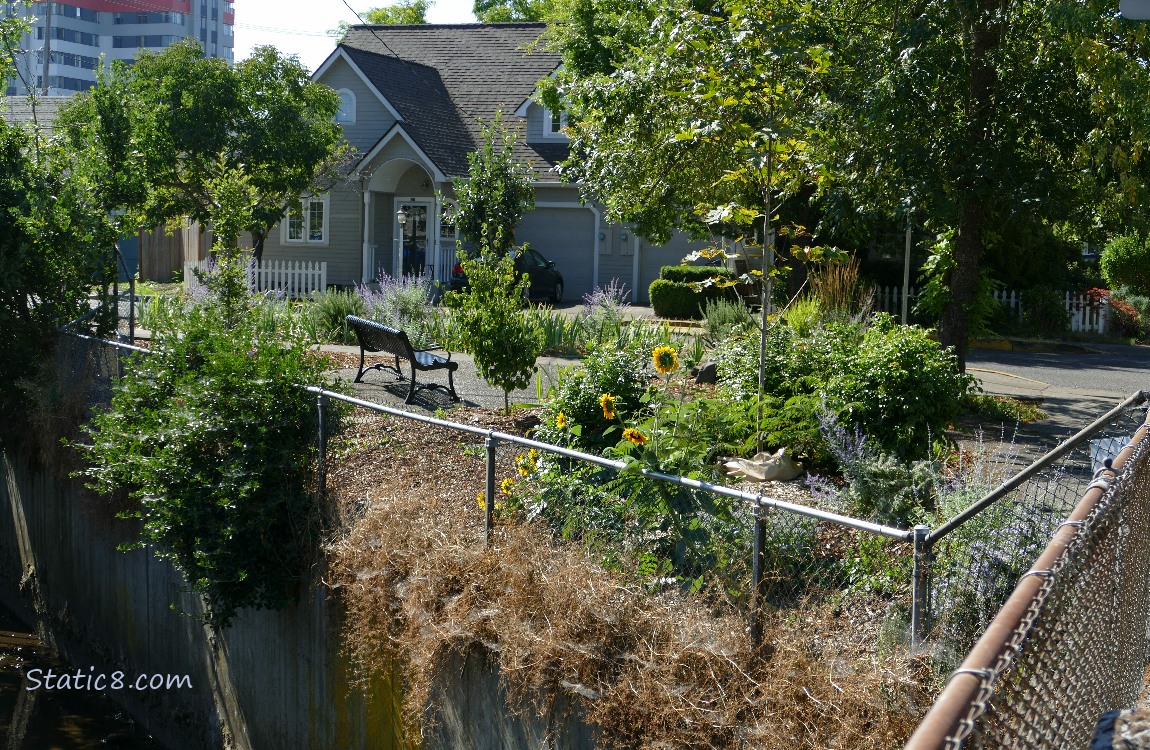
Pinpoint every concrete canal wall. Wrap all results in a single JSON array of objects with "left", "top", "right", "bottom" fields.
[{"left": 0, "top": 449, "right": 594, "bottom": 749}]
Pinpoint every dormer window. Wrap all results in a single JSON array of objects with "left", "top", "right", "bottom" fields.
[
  {"left": 335, "top": 89, "right": 356, "bottom": 124},
  {"left": 542, "top": 106, "right": 567, "bottom": 140}
]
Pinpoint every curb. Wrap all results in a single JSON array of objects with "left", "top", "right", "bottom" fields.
[{"left": 970, "top": 338, "right": 1100, "bottom": 355}]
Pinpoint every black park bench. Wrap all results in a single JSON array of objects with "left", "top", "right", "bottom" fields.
[{"left": 346, "top": 315, "right": 459, "bottom": 404}]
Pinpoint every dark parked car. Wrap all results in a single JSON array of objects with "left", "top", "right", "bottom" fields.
[{"left": 449, "top": 246, "right": 564, "bottom": 303}]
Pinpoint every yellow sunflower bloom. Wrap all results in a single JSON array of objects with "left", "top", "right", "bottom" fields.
[
  {"left": 653, "top": 345, "right": 679, "bottom": 375},
  {"left": 599, "top": 393, "right": 617, "bottom": 420},
  {"left": 501, "top": 477, "right": 516, "bottom": 495},
  {"left": 556, "top": 412, "right": 568, "bottom": 429},
  {"left": 622, "top": 427, "right": 649, "bottom": 445}
]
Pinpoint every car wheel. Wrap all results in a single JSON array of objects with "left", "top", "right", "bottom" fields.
[{"left": 551, "top": 281, "right": 563, "bottom": 305}]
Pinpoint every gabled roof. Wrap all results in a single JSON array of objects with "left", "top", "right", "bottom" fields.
[{"left": 338, "top": 23, "right": 566, "bottom": 182}]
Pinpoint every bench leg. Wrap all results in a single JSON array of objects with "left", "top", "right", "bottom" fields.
[
  {"left": 447, "top": 369, "right": 459, "bottom": 401},
  {"left": 354, "top": 348, "right": 366, "bottom": 383},
  {"left": 404, "top": 363, "right": 418, "bottom": 404}
]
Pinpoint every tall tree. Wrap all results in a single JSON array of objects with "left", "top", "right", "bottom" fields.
[
  {"left": 473, "top": 0, "right": 557, "bottom": 22},
  {"left": 59, "top": 41, "right": 347, "bottom": 262},
  {"left": 815, "top": 0, "right": 1128, "bottom": 368},
  {"left": 446, "top": 115, "right": 535, "bottom": 255}
]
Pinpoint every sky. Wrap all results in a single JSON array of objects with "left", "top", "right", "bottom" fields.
[{"left": 232, "top": 0, "right": 478, "bottom": 73}]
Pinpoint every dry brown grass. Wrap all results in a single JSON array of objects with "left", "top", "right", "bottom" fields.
[{"left": 326, "top": 408, "right": 933, "bottom": 748}]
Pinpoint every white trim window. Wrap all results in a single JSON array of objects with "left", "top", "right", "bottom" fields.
[
  {"left": 283, "top": 195, "right": 329, "bottom": 245},
  {"left": 541, "top": 106, "right": 567, "bottom": 140},
  {"left": 335, "top": 88, "right": 356, "bottom": 123}
]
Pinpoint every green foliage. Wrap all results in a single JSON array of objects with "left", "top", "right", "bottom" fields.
[
  {"left": 364, "top": 0, "right": 431, "bottom": 24},
  {"left": 534, "top": 345, "right": 651, "bottom": 453},
  {"left": 961, "top": 393, "right": 1047, "bottom": 424},
  {"left": 58, "top": 41, "right": 346, "bottom": 259},
  {"left": 716, "top": 315, "right": 970, "bottom": 464},
  {"left": 473, "top": 0, "right": 557, "bottom": 21},
  {"left": 0, "top": 120, "right": 115, "bottom": 417},
  {"left": 309, "top": 289, "right": 366, "bottom": 345},
  {"left": 444, "top": 239, "right": 544, "bottom": 413},
  {"left": 558, "top": 0, "right": 827, "bottom": 245},
  {"left": 77, "top": 305, "right": 334, "bottom": 627},
  {"left": 781, "top": 296, "right": 822, "bottom": 337},
  {"left": 649, "top": 279, "right": 704, "bottom": 320},
  {"left": 914, "top": 234, "right": 1002, "bottom": 339},
  {"left": 701, "top": 297, "right": 755, "bottom": 346},
  {"left": 658, "top": 265, "right": 736, "bottom": 284},
  {"left": 1019, "top": 286, "right": 1069, "bottom": 336},
  {"left": 1101, "top": 233, "right": 1150, "bottom": 297},
  {"left": 445, "top": 115, "right": 534, "bottom": 256}
]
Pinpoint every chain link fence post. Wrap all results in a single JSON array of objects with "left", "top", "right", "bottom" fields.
[
  {"left": 485, "top": 434, "right": 497, "bottom": 547},
  {"left": 750, "top": 505, "right": 767, "bottom": 649},
  {"left": 317, "top": 391, "right": 328, "bottom": 504},
  {"left": 911, "top": 523, "right": 932, "bottom": 646}
]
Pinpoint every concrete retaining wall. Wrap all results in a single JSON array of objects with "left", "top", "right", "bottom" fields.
[{"left": 0, "top": 449, "right": 596, "bottom": 749}]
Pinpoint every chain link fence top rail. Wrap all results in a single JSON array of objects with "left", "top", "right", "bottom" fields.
[{"left": 906, "top": 397, "right": 1150, "bottom": 750}]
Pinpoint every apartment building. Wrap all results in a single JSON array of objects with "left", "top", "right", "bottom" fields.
[{"left": 3, "top": 0, "right": 234, "bottom": 96}]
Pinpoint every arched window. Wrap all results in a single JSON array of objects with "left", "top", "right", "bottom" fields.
[{"left": 335, "top": 89, "right": 356, "bottom": 124}]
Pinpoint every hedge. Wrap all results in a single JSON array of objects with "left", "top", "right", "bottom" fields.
[{"left": 659, "top": 265, "right": 736, "bottom": 284}]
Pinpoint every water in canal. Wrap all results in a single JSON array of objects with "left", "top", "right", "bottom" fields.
[{"left": 0, "top": 601, "right": 165, "bottom": 749}]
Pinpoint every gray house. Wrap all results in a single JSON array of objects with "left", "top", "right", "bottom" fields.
[{"left": 261, "top": 23, "right": 705, "bottom": 303}]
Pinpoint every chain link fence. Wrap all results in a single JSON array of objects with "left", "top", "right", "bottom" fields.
[
  {"left": 925, "top": 395, "right": 1150, "bottom": 657},
  {"left": 906, "top": 400, "right": 1150, "bottom": 749},
  {"left": 54, "top": 315, "right": 1148, "bottom": 667}
]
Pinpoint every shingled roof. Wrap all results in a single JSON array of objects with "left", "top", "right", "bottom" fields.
[
  {"left": 338, "top": 23, "right": 566, "bottom": 181},
  {"left": 1, "top": 96, "right": 71, "bottom": 138}
]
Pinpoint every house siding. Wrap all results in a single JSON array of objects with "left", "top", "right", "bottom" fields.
[
  {"left": 597, "top": 225, "right": 634, "bottom": 298},
  {"left": 637, "top": 233, "right": 713, "bottom": 304},
  {"left": 320, "top": 58, "right": 399, "bottom": 153},
  {"left": 262, "top": 181, "right": 364, "bottom": 286}
]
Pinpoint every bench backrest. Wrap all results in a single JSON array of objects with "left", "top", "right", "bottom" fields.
[{"left": 346, "top": 315, "right": 415, "bottom": 359}]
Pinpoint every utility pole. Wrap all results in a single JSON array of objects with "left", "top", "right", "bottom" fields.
[{"left": 41, "top": 0, "right": 51, "bottom": 95}]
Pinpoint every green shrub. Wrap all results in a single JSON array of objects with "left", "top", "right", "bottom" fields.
[
  {"left": 658, "top": 265, "right": 736, "bottom": 284},
  {"left": 828, "top": 315, "right": 971, "bottom": 459},
  {"left": 1101, "top": 233, "right": 1150, "bottom": 297},
  {"left": 649, "top": 279, "right": 705, "bottom": 319},
  {"left": 701, "top": 297, "right": 755, "bottom": 345},
  {"left": 715, "top": 315, "right": 969, "bottom": 464},
  {"left": 444, "top": 240, "right": 544, "bottom": 413},
  {"left": 1020, "top": 286, "right": 1069, "bottom": 335},
  {"left": 77, "top": 306, "right": 335, "bottom": 627},
  {"left": 535, "top": 345, "right": 652, "bottom": 452},
  {"left": 309, "top": 288, "right": 365, "bottom": 344}
]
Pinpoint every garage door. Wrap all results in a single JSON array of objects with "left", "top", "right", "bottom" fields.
[{"left": 516, "top": 207, "right": 596, "bottom": 302}]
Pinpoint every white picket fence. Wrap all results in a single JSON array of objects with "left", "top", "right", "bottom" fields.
[
  {"left": 872, "top": 285, "right": 1111, "bottom": 334},
  {"left": 184, "top": 258, "right": 328, "bottom": 299}
]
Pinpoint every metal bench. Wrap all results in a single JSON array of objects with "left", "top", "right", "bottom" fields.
[{"left": 346, "top": 315, "right": 459, "bottom": 404}]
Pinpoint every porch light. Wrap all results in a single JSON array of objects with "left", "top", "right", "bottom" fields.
[{"left": 397, "top": 206, "right": 408, "bottom": 229}]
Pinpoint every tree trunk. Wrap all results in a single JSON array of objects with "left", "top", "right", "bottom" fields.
[
  {"left": 938, "top": 0, "right": 1000, "bottom": 372},
  {"left": 937, "top": 203, "right": 985, "bottom": 371},
  {"left": 252, "top": 230, "right": 267, "bottom": 264}
]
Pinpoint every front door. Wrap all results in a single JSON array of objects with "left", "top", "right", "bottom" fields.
[{"left": 395, "top": 200, "right": 432, "bottom": 279}]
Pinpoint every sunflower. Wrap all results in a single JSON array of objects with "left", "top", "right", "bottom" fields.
[
  {"left": 599, "top": 393, "right": 617, "bottom": 420},
  {"left": 555, "top": 412, "right": 568, "bottom": 429},
  {"left": 501, "top": 477, "right": 516, "bottom": 495},
  {"left": 652, "top": 345, "right": 679, "bottom": 375},
  {"left": 622, "top": 427, "right": 648, "bottom": 445}
]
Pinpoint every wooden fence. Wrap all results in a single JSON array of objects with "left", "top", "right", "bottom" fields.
[
  {"left": 872, "top": 286, "right": 1111, "bottom": 334},
  {"left": 184, "top": 258, "right": 328, "bottom": 299}
]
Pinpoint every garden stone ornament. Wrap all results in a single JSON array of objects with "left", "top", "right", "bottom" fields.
[{"left": 722, "top": 449, "right": 802, "bottom": 482}]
